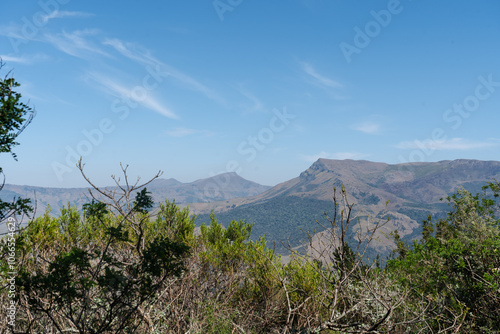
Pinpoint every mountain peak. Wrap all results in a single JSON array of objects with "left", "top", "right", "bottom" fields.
[
  {"left": 155, "top": 177, "right": 182, "bottom": 184},
  {"left": 220, "top": 171, "right": 239, "bottom": 178},
  {"left": 310, "top": 158, "right": 334, "bottom": 171}
]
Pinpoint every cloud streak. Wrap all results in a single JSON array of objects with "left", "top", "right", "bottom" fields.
[
  {"left": 396, "top": 138, "right": 500, "bottom": 151},
  {"left": 0, "top": 12, "right": 94, "bottom": 55},
  {"left": 301, "top": 62, "right": 342, "bottom": 90},
  {"left": 86, "top": 71, "right": 178, "bottom": 119},
  {"left": 352, "top": 121, "right": 382, "bottom": 135},
  {"left": 102, "top": 38, "right": 226, "bottom": 105},
  {"left": 44, "top": 29, "right": 110, "bottom": 59},
  {"left": 0, "top": 53, "right": 49, "bottom": 65},
  {"left": 301, "top": 151, "right": 368, "bottom": 162},
  {"left": 237, "top": 85, "right": 264, "bottom": 113},
  {"left": 1, "top": 55, "right": 31, "bottom": 64},
  {"left": 300, "top": 61, "right": 346, "bottom": 100},
  {"left": 40, "top": 10, "right": 94, "bottom": 24}
]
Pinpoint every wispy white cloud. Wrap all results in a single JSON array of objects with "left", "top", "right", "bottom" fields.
[
  {"left": 237, "top": 85, "right": 264, "bottom": 113},
  {"left": 301, "top": 151, "right": 368, "bottom": 162},
  {"left": 0, "top": 53, "right": 49, "bottom": 64},
  {"left": 44, "top": 29, "right": 109, "bottom": 59},
  {"left": 86, "top": 71, "right": 178, "bottom": 119},
  {"left": 102, "top": 38, "right": 154, "bottom": 64},
  {"left": 102, "top": 38, "right": 225, "bottom": 105},
  {"left": 352, "top": 121, "right": 382, "bottom": 135},
  {"left": 396, "top": 138, "right": 500, "bottom": 151},
  {"left": 0, "top": 23, "right": 21, "bottom": 38},
  {"left": 300, "top": 62, "right": 346, "bottom": 99},
  {"left": 0, "top": 12, "right": 94, "bottom": 51},
  {"left": 1, "top": 29, "right": 224, "bottom": 107},
  {"left": 0, "top": 55, "right": 30, "bottom": 64},
  {"left": 301, "top": 62, "right": 342, "bottom": 90},
  {"left": 0, "top": 23, "right": 45, "bottom": 44},
  {"left": 40, "top": 10, "right": 93, "bottom": 24},
  {"left": 0, "top": 28, "right": 107, "bottom": 59}
]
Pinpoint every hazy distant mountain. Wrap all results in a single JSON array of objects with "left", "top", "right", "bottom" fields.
[
  {"left": 193, "top": 159, "right": 500, "bottom": 255},
  {"left": 0, "top": 172, "right": 270, "bottom": 216},
  {"left": 146, "top": 172, "right": 271, "bottom": 203}
]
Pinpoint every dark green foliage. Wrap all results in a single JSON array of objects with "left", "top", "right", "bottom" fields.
[
  {"left": 0, "top": 62, "right": 35, "bottom": 220},
  {"left": 19, "top": 247, "right": 93, "bottom": 305},
  {"left": 133, "top": 188, "right": 154, "bottom": 214},
  {"left": 83, "top": 199, "right": 108, "bottom": 220},
  {"left": 0, "top": 67, "right": 35, "bottom": 159},
  {"left": 106, "top": 223, "right": 129, "bottom": 241},
  {"left": 331, "top": 240, "right": 358, "bottom": 280},
  {"left": 0, "top": 196, "right": 32, "bottom": 221},
  {"left": 141, "top": 235, "right": 190, "bottom": 279},
  {"left": 389, "top": 229, "right": 408, "bottom": 260}
]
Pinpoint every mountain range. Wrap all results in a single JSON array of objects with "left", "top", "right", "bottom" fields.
[
  {"left": 191, "top": 159, "right": 500, "bottom": 256},
  {"left": 3, "top": 158, "right": 500, "bottom": 257}
]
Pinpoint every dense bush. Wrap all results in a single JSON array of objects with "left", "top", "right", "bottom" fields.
[{"left": 387, "top": 182, "right": 500, "bottom": 333}]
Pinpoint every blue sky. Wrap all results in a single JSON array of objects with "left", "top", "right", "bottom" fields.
[{"left": 1, "top": 0, "right": 499, "bottom": 188}]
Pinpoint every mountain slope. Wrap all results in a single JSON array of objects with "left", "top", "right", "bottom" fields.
[
  {"left": 193, "top": 159, "right": 500, "bottom": 255},
  {"left": 234, "top": 158, "right": 500, "bottom": 205}
]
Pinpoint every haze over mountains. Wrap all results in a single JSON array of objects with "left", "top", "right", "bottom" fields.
[
  {"left": 0, "top": 172, "right": 270, "bottom": 216},
  {"left": 3, "top": 158, "right": 500, "bottom": 256}
]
